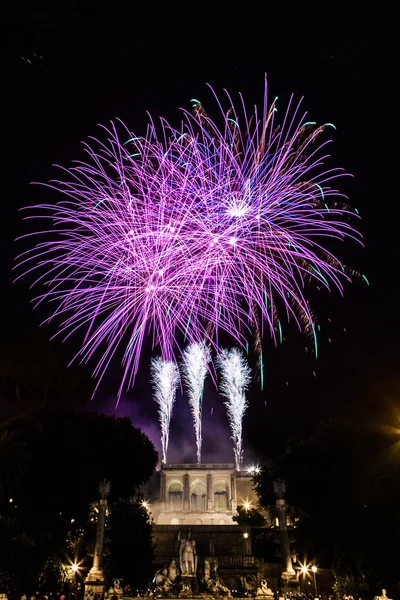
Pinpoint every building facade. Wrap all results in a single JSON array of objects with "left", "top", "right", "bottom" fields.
[
  {"left": 149, "top": 464, "right": 305, "bottom": 593},
  {"left": 152, "top": 463, "right": 262, "bottom": 592},
  {"left": 154, "top": 463, "right": 258, "bottom": 526}
]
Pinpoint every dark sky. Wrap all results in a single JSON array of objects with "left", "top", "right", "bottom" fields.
[{"left": 1, "top": 3, "right": 396, "bottom": 462}]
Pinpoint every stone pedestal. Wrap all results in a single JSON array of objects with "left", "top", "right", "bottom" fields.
[
  {"left": 281, "top": 572, "right": 300, "bottom": 595},
  {"left": 84, "top": 578, "right": 105, "bottom": 598}
]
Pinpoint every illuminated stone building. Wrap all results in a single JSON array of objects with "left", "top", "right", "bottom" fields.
[
  {"left": 151, "top": 463, "right": 273, "bottom": 591},
  {"left": 153, "top": 462, "right": 258, "bottom": 525}
]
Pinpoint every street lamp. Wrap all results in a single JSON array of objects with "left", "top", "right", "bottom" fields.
[
  {"left": 64, "top": 562, "right": 80, "bottom": 586},
  {"left": 311, "top": 566, "right": 318, "bottom": 596},
  {"left": 300, "top": 565, "right": 308, "bottom": 593},
  {"left": 243, "top": 501, "right": 251, "bottom": 511}
]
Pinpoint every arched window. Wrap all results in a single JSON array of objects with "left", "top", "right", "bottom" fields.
[
  {"left": 213, "top": 478, "right": 229, "bottom": 511},
  {"left": 190, "top": 479, "right": 206, "bottom": 511},
  {"left": 168, "top": 479, "right": 183, "bottom": 510}
]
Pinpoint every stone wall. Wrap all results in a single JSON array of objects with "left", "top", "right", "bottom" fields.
[{"left": 153, "top": 524, "right": 251, "bottom": 558}]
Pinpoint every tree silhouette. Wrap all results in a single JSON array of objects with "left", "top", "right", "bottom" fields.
[{"left": 0, "top": 427, "right": 30, "bottom": 504}]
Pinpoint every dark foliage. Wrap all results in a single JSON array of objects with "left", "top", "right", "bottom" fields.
[
  {"left": 233, "top": 504, "right": 266, "bottom": 527},
  {"left": 0, "top": 408, "right": 158, "bottom": 595},
  {"left": 106, "top": 498, "right": 154, "bottom": 590},
  {"left": 254, "top": 415, "right": 400, "bottom": 595}
]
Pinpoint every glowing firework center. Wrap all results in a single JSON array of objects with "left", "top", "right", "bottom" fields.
[{"left": 153, "top": 463, "right": 257, "bottom": 525}]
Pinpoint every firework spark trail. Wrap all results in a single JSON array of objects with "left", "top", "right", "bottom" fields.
[
  {"left": 150, "top": 357, "right": 179, "bottom": 464},
  {"left": 181, "top": 341, "right": 211, "bottom": 464},
  {"left": 217, "top": 348, "right": 251, "bottom": 470},
  {"left": 15, "top": 80, "right": 363, "bottom": 399}
]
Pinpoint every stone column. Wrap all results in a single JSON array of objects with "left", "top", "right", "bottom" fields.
[
  {"left": 230, "top": 472, "right": 237, "bottom": 512},
  {"left": 276, "top": 498, "right": 295, "bottom": 575},
  {"left": 85, "top": 480, "right": 110, "bottom": 596},
  {"left": 273, "top": 479, "right": 298, "bottom": 593},
  {"left": 183, "top": 473, "right": 190, "bottom": 511},
  {"left": 160, "top": 471, "right": 167, "bottom": 510},
  {"left": 207, "top": 473, "right": 213, "bottom": 511}
]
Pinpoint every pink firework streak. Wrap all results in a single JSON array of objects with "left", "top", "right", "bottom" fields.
[{"left": 15, "top": 79, "right": 362, "bottom": 400}]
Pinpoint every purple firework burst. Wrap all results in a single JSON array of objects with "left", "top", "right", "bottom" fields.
[{"left": 15, "top": 80, "right": 362, "bottom": 399}]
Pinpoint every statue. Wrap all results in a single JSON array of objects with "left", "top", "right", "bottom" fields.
[
  {"left": 207, "top": 575, "right": 231, "bottom": 597},
  {"left": 203, "top": 559, "right": 211, "bottom": 583},
  {"left": 211, "top": 558, "right": 218, "bottom": 578},
  {"left": 168, "top": 559, "right": 178, "bottom": 583},
  {"left": 256, "top": 580, "right": 274, "bottom": 597},
  {"left": 243, "top": 575, "right": 257, "bottom": 593},
  {"left": 273, "top": 479, "right": 286, "bottom": 499},
  {"left": 374, "top": 591, "right": 392, "bottom": 600},
  {"left": 179, "top": 529, "right": 197, "bottom": 576},
  {"left": 154, "top": 568, "right": 172, "bottom": 593},
  {"left": 112, "top": 581, "right": 123, "bottom": 596},
  {"left": 99, "top": 479, "right": 111, "bottom": 499}
]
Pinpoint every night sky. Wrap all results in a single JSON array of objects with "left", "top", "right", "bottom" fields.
[{"left": 1, "top": 4, "right": 396, "bottom": 463}]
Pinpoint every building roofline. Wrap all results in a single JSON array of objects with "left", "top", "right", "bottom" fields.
[
  {"left": 161, "top": 463, "right": 235, "bottom": 470},
  {"left": 160, "top": 464, "right": 253, "bottom": 474}
]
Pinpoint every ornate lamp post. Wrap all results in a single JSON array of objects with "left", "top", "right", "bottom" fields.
[
  {"left": 85, "top": 480, "right": 111, "bottom": 597},
  {"left": 311, "top": 566, "right": 318, "bottom": 596}
]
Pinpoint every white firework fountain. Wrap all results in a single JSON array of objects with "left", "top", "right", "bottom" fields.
[
  {"left": 217, "top": 347, "right": 251, "bottom": 470},
  {"left": 151, "top": 356, "right": 180, "bottom": 464},
  {"left": 181, "top": 341, "right": 211, "bottom": 464}
]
